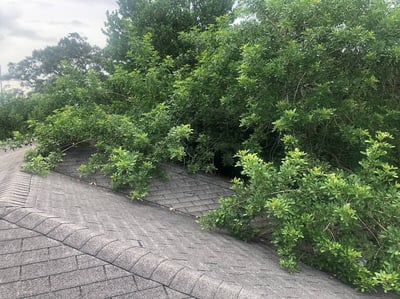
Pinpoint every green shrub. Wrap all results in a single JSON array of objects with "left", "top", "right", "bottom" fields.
[
  {"left": 236, "top": 0, "right": 400, "bottom": 168},
  {"left": 169, "top": 0, "right": 400, "bottom": 170},
  {"left": 0, "top": 92, "right": 30, "bottom": 140},
  {"left": 28, "top": 103, "right": 191, "bottom": 199},
  {"left": 21, "top": 149, "right": 63, "bottom": 176},
  {"left": 200, "top": 132, "right": 400, "bottom": 293}
]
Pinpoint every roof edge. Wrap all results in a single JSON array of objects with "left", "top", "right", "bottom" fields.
[{"left": 0, "top": 204, "right": 262, "bottom": 299}]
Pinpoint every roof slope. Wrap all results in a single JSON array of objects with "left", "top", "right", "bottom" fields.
[{"left": 0, "top": 148, "right": 396, "bottom": 298}]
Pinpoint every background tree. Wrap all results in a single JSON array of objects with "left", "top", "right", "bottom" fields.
[
  {"left": 0, "top": 91, "right": 28, "bottom": 139},
  {"left": 4, "top": 0, "right": 400, "bottom": 294},
  {"left": 7, "top": 33, "right": 104, "bottom": 90},
  {"left": 200, "top": 0, "right": 400, "bottom": 293},
  {"left": 235, "top": 0, "right": 400, "bottom": 168},
  {"left": 104, "top": 0, "right": 234, "bottom": 64}
]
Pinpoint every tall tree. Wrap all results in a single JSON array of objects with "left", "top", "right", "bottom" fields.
[
  {"left": 8, "top": 33, "right": 103, "bottom": 90},
  {"left": 104, "top": 0, "right": 234, "bottom": 63}
]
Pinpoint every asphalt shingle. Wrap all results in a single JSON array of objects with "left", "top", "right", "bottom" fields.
[
  {"left": 80, "top": 276, "right": 138, "bottom": 299},
  {"left": 21, "top": 256, "right": 78, "bottom": 280},
  {"left": 1, "top": 147, "right": 398, "bottom": 299}
]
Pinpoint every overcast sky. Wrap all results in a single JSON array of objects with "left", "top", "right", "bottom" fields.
[{"left": 0, "top": 0, "right": 119, "bottom": 74}]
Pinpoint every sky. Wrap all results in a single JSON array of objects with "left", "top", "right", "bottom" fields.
[{"left": 0, "top": 0, "right": 119, "bottom": 75}]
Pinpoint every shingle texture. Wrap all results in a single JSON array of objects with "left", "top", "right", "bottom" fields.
[{"left": 0, "top": 147, "right": 397, "bottom": 298}]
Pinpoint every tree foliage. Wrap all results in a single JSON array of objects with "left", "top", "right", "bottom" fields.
[
  {"left": 236, "top": 0, "right": 400, "bottom": 168},
  {"left": 24, "top": 102, "right": 191, "bottom": 198},
  {"left": 104, "top": 0, "right": 234, "bottom": 62},
  {"left": 200, "top": 133, "right": 400, "bottom": 292},
  {"left": 2, "top": 0, "right": 400, "bottom": 295},
  {"left": 7, "top": 33, "right": 104, "bottom": 90},
  {"left": 0, "top": 92, "right": 28, "bottom": 139},
  {"left": 171, "top": 0, "right": 400, "bottom": 170}
]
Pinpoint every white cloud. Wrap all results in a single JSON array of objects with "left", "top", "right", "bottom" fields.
[{"left": 0, "top": 0, "right": 118, "bottom": 73}]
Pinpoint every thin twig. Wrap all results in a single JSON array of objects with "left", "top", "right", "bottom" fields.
[
  {"left": 293, "top": 72, "right": 307, "bottom": 101},
  {"left": 61, "top": 139, "right": 92, "bottom": 153},
  {"left": 222, "top": 189, "right": 295, "bottom": 208},
  {"left": 358, "top": 216, "right": 381, "bottom": 247},
  {"left": 323, "top": 222, "right": 336, "bottom": 241}
]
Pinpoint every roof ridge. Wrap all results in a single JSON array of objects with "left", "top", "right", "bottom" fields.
[
  {"left": 0, "top": 148, "right": 261, "bottom": 298},
  {"left": 0, "top": 204, "right": 262, "bottom": 299}
]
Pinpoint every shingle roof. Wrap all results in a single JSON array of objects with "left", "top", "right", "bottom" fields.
[{"left": 0, "top": 148, "right": 396, "bottom": 298}]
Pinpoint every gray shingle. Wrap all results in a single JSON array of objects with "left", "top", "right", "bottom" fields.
[
  {"left": 190, "top": 274, "right": 221, "bottom": 299},
  {"left": 48, "top": 245, "right": 81, "bottom": 260},
  {"left": 112, "top": 286, "right": 169, "bottom": 299},
  {"left": 0, "top": 252, "right": 24, "bottom": 269},
  {"left": 34, "top": 218, "right": 65, "bottom": 235},
  {"left": 214, "top": 281, "right": 243, "bottom": 299},
  {"left": 63, "top": 228, "right": 102, "bottom": 249},
  {"left": 96, "top": 240, "right": 135, "bottom": 262},
  {"left": 151, "top": 259, "right": 185, "bottom": 286},
  {"left": 80, "top": 235, "right": 117, "bottom": 256},
  {"left": 104, "top": 264, "right": 131, "bottom": 280},
  {"left": 47, "top": 223, "right": 85, "bottom": 242},
  {"left": 22, "top": 236, "right": 60, "bottom": 251},
  {"left": 113, "top": 247, "right": 150, "bottom": 271},
  {"left": 0, "top": 227, "right": 39, "bottom": 241},
  {"left": 0, "top": 220, "right": 18, "bottom": 230},
  {"left": 3, "top": 207, "right": 32, "bottom": 223},
  {"left": 17, "top": 212, "right": 48, "bottom": 230},
  {"left": 19, "top": 277, "right": 51, "bottom": 297},
  {"left": 0, "top": 239, "right": 22, "bottom": 254},
  {"left": 0, "top": 277, "right": 51, "bottom": 298},
  {"left": 165, "top": 287, "right": 194, "bottom": 299},
  {"left": 80, "top": 276, "right": 137, "bottom": 299},
  {"left": 131, "top": 253, "right": 167, "bottom": 278},
  {"left": 134, "top": 275, "right": 160, "bottom": 290},
  {"left": 77, "top": 255, "right": 107, "bottom": 269},
  {"left": 21, "top": 256, "right": 78, "bottom": 280},
  {"left": 0, "top": 266, "right": 20, "bottom": 284},
  {"left": 25, "top": 287, "right": 81, "bottom": 299},
  {"left": 238, "top": 288, "right": 264, "bottom": 299},
  {"left": 50, "top": 266, "right": 106, "bottom": 291},
  {"left": 170, "top": 268, "right": 204, "bottom": 294}
]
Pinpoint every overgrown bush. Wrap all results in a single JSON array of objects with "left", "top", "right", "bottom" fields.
[
  {"left": 10, "top": 0, "right": 400, "bottom": 295},
  {"left": 26, "top": 103, "right": 191, "bottom": 198},
  {"left": 169, "top": 0, "right": 400, "bottom": 171},
  {"left": 21, "top": 149, "right": 63, "bottom": 176},
  {"left": 0, "top": 92, "right": 30, "bottom": 140},
  {"left": 237, "top": 0, "right": 400, "bottom": 168},
  {"left": 200, "top": 132, "right": 400, "bottom": 293}
]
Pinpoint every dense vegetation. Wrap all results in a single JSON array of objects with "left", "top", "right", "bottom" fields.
[{"left": 1, "top": 0, "right": 399, "bottom": 294}]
